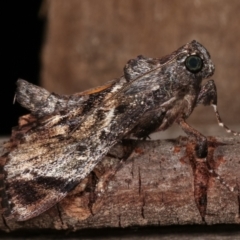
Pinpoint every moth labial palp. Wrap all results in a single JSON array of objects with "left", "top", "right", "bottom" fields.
[{"left": 196, "top": 79, "right": 240, "bottom": 137}]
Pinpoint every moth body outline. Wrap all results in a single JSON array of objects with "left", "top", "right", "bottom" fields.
[{"left": 0, "top": 40, "right": 237, "bottom": 221}]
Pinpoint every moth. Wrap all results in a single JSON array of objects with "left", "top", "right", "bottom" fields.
[{"left": 0, "top": 40, "right": 237, "bottom": 221}]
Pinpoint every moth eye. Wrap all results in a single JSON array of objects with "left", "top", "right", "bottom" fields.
[{"left": 185, "top": 55, "right": 203, "bottom": 73}]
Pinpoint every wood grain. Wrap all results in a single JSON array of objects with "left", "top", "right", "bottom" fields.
[{"left": 1, "top": 136, "right": 240, "bottom": 231}]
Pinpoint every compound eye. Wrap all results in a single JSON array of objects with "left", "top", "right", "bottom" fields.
[{"left": 185, "top": 55, "right": 203, "bottom": 73}]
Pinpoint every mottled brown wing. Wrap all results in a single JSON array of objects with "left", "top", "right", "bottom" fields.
[
  {"left": 1, "top": 93, "right": 148, "bottom": 221},
  {"left": 1, "top": 79, "right": 130, "bottom": 221},
  {"left": 0, "top": 51, "right": 175, "bottom": 221}
]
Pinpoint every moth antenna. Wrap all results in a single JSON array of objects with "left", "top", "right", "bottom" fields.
[
  {"left": 208, "top": 168, "right": 236, "bottom": 192},
  {"left": 197, "top": 157, "right": 236, "bottom": 192},
  {"left": 211, "top": 104, "right": 240, "bottom": 136}
]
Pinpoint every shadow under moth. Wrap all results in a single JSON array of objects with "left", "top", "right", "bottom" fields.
[{"left": 0, "top": 40, "right": 238, "bottom": 222}]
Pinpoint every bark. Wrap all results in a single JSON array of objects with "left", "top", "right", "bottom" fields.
[{"left": 1, "top": 136, "right": 240, "bottom": 232}]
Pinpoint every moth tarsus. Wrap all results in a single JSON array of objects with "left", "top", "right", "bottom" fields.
[{"left": 0, "top": 40, "right": 239, "bottom": 222}]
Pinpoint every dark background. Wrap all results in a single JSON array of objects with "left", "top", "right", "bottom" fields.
[{"left": 1, "top": 1, "right": 43, "bottom": 135}]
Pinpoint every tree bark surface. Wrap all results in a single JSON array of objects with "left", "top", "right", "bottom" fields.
[{"left": 0, "top": 136, "right": 240, "bottom": 232}]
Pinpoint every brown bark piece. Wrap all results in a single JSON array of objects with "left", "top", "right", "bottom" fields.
[{"left": 1, "top": 136, "right": 240, "bottom": 231}]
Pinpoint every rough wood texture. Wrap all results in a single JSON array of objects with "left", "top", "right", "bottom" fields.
[{"left": 1, "top": 136, "right": 240, "bottom": 232}]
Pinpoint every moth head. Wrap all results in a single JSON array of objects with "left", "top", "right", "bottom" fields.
[{"left": 183, "top": 40, "right": 215, "bottom": 79}]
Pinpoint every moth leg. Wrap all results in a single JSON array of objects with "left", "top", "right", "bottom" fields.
[
  {"left": 177, "top": 118, "right": 209, "bottom": 221},
  {"left": 197, "top": 80, "right": 238, "bottom": 193},
  {"left": 177, "top": 118, "right": 207, "bottom": 158},
  {"left": 197, "top": 79, "right": 240, "bottom": 136}
]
